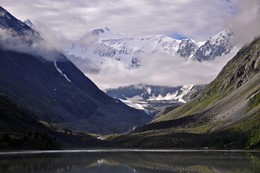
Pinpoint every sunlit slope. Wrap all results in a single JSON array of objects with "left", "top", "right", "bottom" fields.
[
  {"left": 153, "top": 37, "right": 260, "bottom": 131},
  {"left": 108, "top": 38, "right": 260, "bottom": 149}
]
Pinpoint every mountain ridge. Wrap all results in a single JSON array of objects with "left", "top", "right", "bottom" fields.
[
  {"left": 107, "top": 37, "right": 260, "bottom": 149},
  {"left": 154, "top": 36, "right": 260, "bottom": 123},
  {"left": 65, "top": 27, "right": 233, "bottom": 71},
  {"left": 0, "top": 6, "right": 150, "bottom": 135}
]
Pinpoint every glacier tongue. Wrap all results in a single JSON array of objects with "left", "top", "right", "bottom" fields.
[{"left": 106, "top": 84, "right": 205, "bottom": 115}]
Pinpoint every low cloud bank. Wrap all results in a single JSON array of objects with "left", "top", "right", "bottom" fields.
[
  {"left": 84, "top": 49, "right": 239, "bottom": 90},
  {"left": 0, "top": 28, "right": 65, "bottom": 61},
  {"left": 226, "top": 0, "right": 260, "bottom": 45}
]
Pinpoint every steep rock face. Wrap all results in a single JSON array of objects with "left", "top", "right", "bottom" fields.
[
  {"left": 215, "top": 38, "right": 260, "bottom": 91},
  {"left": 177, "top": 39, "right": 198, "bottom": 58},
  {"left": 0, "top": 7, "right": 31, "bottom": 33},
  {"left": 0, "top": 6, "right": 39, "bottom": 41},
  {"left": 192, "top": 30, "right": 233, "bottom": 61},
  {"left": 149, "top": 38, "right": 260, "bottom": 133},
  {"left": 0, "top": 6, "right": 150, "bottom": 134},
  {"left": 155, "top": 37, "right": 260, "bottom": 123}
]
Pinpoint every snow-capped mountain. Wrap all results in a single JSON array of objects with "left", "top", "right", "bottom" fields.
[
  {"left": 66, "top": 28, "right": 184, "bottom": 68},
  {"left": 65, "top": 27, "right": 233, "bottom": 69},
  {"left": 191, "top": 29, "right": 233, "bottom": 61},
  {"left": 106, "top": 84, "right": 206, "bottom": 115},
  {"left": 177, "top": 39, "right": 199, "bottom": 58}
]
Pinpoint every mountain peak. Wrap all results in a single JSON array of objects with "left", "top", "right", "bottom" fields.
[
  {"left": 191, "top": 29, "right": 233, "bottom": 61},
  {"left": 23, "top": 19, "right": 36, "bottom": 30},
  {"left": 177, "top": 38, "right": 198, "bottom": 58},
  {"left": 210, "top": 29, "right": 233, "bottom": 41},
  {"left": 0, "top": 6, "right": 32, "bottom": 33}
]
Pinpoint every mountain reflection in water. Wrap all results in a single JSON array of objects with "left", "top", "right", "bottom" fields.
[{"left": 0, "top": 151, "right": 259, "bottom": 173}]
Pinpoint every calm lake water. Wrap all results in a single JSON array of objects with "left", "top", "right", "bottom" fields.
[{"left": 0, "top": 150, "right": 259, "bottom": 173}]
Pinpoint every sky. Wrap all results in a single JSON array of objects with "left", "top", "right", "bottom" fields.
[
  {"left": 1, "top": 0, "right": 238, "bottom": 41},
  {"left": 1, "top": 0, "right": 260, "bottom": 89}
]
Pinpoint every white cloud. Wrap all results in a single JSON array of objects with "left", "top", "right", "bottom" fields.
[
  {"left": 85, "top": 49, "right": 239, "bottom": 89},
  {"left": 1, "top": 0, "right": 258, "bottom": 90},
  {"left": 0, "top": 28, "right": 62, "bottom": 61},
  {"left": 1, "top": 0, "right": 234, "bottom": 41},
  {"left": 225, "top": 0, "right": 260, "bottom": 45}
]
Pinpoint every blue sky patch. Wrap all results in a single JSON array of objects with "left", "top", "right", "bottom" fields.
[{"left": 170, "top": 33, "right": 188, "bottom": 40}]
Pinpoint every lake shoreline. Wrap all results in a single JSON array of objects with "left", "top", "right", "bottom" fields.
[{"left": 0, "top": 149, "right": 259, "bottom": 155}]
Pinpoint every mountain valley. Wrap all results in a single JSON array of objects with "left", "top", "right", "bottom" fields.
[{"left": 0, "top": 4, "right": 259, "bottom": 151}]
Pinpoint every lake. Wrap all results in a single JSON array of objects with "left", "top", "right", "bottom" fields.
[{"left": 0, "top": 150, "right": 259, "bottom": 173}]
